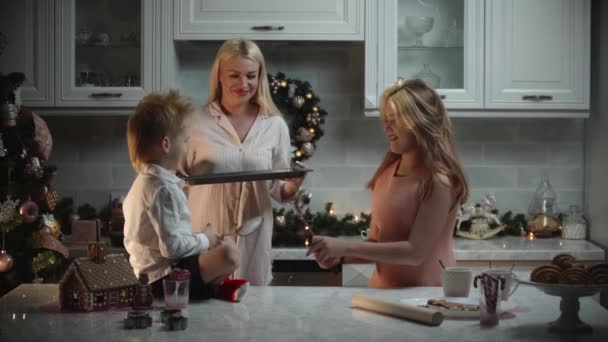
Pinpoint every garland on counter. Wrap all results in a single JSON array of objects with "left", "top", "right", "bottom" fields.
[
  {"left": 272, "top": 203, "right": 371, "bottom": 247},
  {"left": 268, "top": 72, "right": 328, "bottom": 162}
]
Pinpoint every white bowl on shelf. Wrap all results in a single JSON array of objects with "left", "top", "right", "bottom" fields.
[{"left": 406, "top": 16, "right": 434, "bottom": 46}]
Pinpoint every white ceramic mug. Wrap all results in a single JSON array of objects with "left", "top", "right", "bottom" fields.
[
  {"left": 360, "top": 228, "right": 370, "bottom": 241},
  {"left": 482, "top": 269, "right": 519, "bottom": 301},
  {"left": 441, "top": 267, "right": 473, "bottom": 297}
]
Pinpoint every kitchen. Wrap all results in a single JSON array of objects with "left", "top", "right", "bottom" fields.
[{"left": 0, "top": 0, "right": 607, "bottom": 341}]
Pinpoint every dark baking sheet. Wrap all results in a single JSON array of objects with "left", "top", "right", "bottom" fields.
[{"left": 186, "top": 168, "right": 312, "bottom": 185}]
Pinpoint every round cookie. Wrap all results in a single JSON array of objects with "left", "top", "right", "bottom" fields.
[
  {"left": 530, "top": 264, "right": 561, "bottom": 284},
  {"left": 552, "top": 254, "right": 577, "bottom": 270},
  {"left": 587, "top": 263, "right": 608, "bottom": 285},
  {"left": 558, "top": 268, "right": 594, "bottom": 285}
]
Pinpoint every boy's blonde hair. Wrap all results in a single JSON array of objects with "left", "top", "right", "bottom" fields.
[
  {"left": 127, "top": 90, "right": 194, "bottom": 173},
  {"left": 368, "top": 79, "right": 469, "bottom": 206},
  {"left": 207, "top": 38, "right": 281, "bottom": 116}
]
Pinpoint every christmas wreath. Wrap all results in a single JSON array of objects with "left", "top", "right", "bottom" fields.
[{"left": 268, "top": 73, "right": 327, "bottom": 162}]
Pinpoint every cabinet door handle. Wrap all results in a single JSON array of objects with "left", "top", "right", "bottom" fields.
[
  {"left": 522, "top": 95, "right": 553, "bottom": 101},
  {"left": 251, "top": 25, "right": 285, "bottom": 31},
  {"left": 89, "top": 92, "right": 123, "bottom": 99}
]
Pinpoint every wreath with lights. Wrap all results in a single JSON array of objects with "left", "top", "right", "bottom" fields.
[{"left": 268, "top": 72, "right": 327, "bottom": 162}]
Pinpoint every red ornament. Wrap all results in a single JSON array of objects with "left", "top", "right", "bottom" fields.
[{"left": 19, "top": 200, "right": 39, "bottom": 224}]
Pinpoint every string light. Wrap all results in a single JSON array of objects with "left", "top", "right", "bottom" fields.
[
  {"left": 353, "top": 215, "right": 360, "bottom": 222},
  {"left": 295, "top": 150, "right": 302, "bottom": 158},
  {"left": 305, "top": 93, "right": 313, "bottom": 99},
  {"left": 309, "top": 128, "right": 315, "bottom": 134},
  {"left": 527, "top": 232, "right": 535, "bottom": 240},
  {"left": 280, "top": 80, "right": 288, "bottom": 87}
]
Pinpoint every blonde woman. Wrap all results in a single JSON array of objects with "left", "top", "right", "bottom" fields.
[
  {"left": 185, "top": 39, "right": 304, "bottom": 286},
  {"left": 307, "top": 79, "right": 469, "bottom": 287}
]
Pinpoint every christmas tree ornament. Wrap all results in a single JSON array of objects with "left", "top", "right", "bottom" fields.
[
  {"left": 274, "top": 215, "right": 286, "bottom": 227},
  {"left": 24, "top": 157, "right": 43, "bottom": 178},
  {"left": 288, "top": 83, "right": 297, "bottom": 98},
  {"left": 39, "top": 225, "right": 52, "bottom": 236},
  {"left": 0, "top": 249, "right": 14, "bottom": 273},
  {"left": 0, "top": 223, "right": 13, "bottom": 272},
  {"left": 41, "top": 213, "right": 61, "bottom": 239},
  {"left": 32, "top": 111, "right": 53, "bottom": 161},
  {"left": 19, "top": 200, "right": 39, "bottom": 224},
  {"left": 301, "top": 142, "right": 314, "bottom": 157},
  {"left": 291, "top": 95, "right": 305, "bottom": 109},
  {"left": 0, "top": 103, "right": 18, "bottom": 128},
  {"left": 295, "top": 127, "right": 314, "bottom": 143},
  {"left": 44, "top": 187, "right": 58, "bottom": 211}
]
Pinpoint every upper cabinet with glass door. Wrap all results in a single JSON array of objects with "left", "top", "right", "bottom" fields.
[
  {"left": 55, "top": 0, "right": 159, "bottom": 107},
  {"left": 365, "top": 0, "right": 483, "bottom": 113}
]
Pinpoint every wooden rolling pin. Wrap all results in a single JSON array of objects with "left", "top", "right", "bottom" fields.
[{"left": 352, "top": 295, "right": 444, "bottom": 326}]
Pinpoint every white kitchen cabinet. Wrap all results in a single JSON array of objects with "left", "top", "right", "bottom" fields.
[
  {"left": 365, "top": 0, "right": 590, "bottom": 117},
  {"left": 0, "top": 0, "right": 55, "bottom": 107},
  {"left": 174, "top": 0, "right": 364, "bottom": 41},
  {"left": 55, "top": 0, "right": 160, "bottom": 107},
  {"left": 365, "top": 0, "right": 484, "bottom": 112},
  {"left": 485, "top": 0, "right": 590, "bottom": 111}
]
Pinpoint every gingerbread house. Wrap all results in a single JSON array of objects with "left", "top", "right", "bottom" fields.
[{"left": 59, "top": 252, "right": 138, "bottom": 311}]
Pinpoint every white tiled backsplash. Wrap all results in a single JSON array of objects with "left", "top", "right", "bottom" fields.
[{"left": 45, "top": 42, "right": 584, "bottom": 215}]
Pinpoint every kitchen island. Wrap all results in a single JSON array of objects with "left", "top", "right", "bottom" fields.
[{"left": 1, "top": 284, "right": 607, "bottom": 342}]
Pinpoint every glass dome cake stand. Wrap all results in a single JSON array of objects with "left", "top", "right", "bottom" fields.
[{"left": 517, "top": 278, "right": 608, "bottom": 334}]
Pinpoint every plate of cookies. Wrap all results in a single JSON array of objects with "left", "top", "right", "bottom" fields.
[
  {"left": 518, "top": 253, "right": 608, "bottom": 295},
  {"left": 516, "top": 253, "right": 608, "bottom": 333}
]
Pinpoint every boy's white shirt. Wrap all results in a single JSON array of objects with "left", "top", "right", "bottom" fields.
[{"left": 123, "top": 163, "right": 209, "bottom": 283}]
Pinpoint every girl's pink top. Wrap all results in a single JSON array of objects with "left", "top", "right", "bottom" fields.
[{"left": 368, "top": 161, "right": 457, "bottom": 288}]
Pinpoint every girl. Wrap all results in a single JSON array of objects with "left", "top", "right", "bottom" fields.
[{"left": 307, "top": 79, "right": 468, "bottom": 287}]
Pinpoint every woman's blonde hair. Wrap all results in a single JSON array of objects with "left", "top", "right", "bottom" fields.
[
  {"left": 367, "top": 79, "right": 469, "bottom": 206},
  {"left": 127, "top": 90, "right": 194, "bottom": 173},
  {"left": 207, "top": 39, "right": 281, "bottom": 116}
]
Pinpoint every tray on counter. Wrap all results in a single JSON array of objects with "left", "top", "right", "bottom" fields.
[{"left": 186, "top": 168, "right": 312, "bottom": 185}]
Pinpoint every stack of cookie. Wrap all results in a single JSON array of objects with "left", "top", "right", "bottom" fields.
[{"left": 530, "top": 254, "right": 608, "bottom": 285}]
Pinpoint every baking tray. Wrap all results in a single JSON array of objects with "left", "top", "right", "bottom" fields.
[{"left": 186, "top": 168, "right": 312, "bottom": 185}]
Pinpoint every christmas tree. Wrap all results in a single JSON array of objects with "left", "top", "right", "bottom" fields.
[{"left": 0, "top": 72, "right": 68, "bottom": 296}]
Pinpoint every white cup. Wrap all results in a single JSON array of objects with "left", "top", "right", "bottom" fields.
[
  {"left": 441, "top": 267, "right": 473, "bottom": 297},
  {"left": 360, "top": 228, "right": 370, "bottom": 241},
  {"left": 482, "top": 269, "right": 519, "bottom": 301}
]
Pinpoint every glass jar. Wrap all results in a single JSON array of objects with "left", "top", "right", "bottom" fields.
[
  {"left": 527, "top": 176, "right": 561, "bottom": 236},
  {"left": 562, "top": 205, "right": 587, "bottom": 240}
]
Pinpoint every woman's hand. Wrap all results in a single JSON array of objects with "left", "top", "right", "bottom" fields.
[{"left": 305, "top": 235, "right": 348, "bottom": 261}]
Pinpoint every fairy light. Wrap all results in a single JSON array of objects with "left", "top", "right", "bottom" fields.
[
  {"left": 312, "top": 106, "right": 319, "bottom": 112},
  {"left": 353, "top": 215, "right": 360, "bottom": 223},
  {"left": 528, "top": 232, "right": 535, "bottom": 240},
  {"left": 280, "top": 80, "right": 288, "bottom": 87},
  {"left": 295, "top": 150, "right": 302, "bottom": 158},
  {"left": 309, "top": 128, "right": 315, "bottom": 134},
  {"left": 305, "top": 93, "right": 313, "bottom": 99},
  {"left": 329, "top": 209, "right": 335, "bottom": 216},
  {"left": 305, "top": 239, "right": 309, "bottom": 248}
]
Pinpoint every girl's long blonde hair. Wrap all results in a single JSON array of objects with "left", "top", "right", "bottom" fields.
[
  {"left": 207, "top": 39, "right": 281, "bottom": 116},
  {"left": 367, "top": 79, "right": 469, "bottom": 206}
]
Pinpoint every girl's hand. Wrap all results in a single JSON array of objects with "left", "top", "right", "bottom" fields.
[
  {"left": 315, "top": 255, "right": 341, "bottom": 270},
  {"left": 305, "top": 236, "right": 347, "bottom": 261}
]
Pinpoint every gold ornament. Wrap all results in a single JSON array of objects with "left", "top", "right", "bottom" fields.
[
  {"left": 0, "top": 249, "right": 14, "bottom": 273},
  {"left": 292, "top": 96, "right": 306, "bottom": 109}
]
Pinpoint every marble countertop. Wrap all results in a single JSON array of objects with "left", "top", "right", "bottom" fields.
[
  {"left": 1, "top": 284, "right": 607, "bottom": 342},
  {"left": 274, "top": 236, "right": 606, "bottom": 261},
  {"left": 65, "top": 236, "right": 606, "bottom": 261}
]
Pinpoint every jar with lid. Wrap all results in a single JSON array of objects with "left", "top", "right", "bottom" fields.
[
  {"left": 562, "top": 205, "right": 587, "bottom": 240},
  {"left": 527, "top": 175, "right": 561, "bottom": 236}
]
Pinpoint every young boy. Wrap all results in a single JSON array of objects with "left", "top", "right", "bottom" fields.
[{"left": 123, "top": 90, "right": 248, "bottom": 302}]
